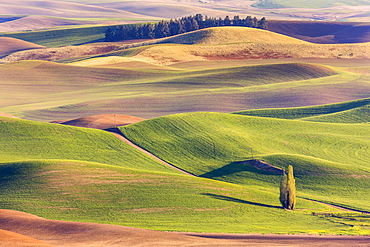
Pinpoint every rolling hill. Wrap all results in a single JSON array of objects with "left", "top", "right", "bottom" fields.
[
  {"left": 159, "top": 26, "right": 308, "bottom": 45},
  {"left": 1, "top": 116, "right": 369, "bottom": 235},
  {"left": 3, "top": 59, "right": 362, "bottom": 121},
  {"left": 234, "top": 98, "right": 370, "bottom": 123},
  {"left": 269, "top": 20, "right": 370, "bottom": 44},
  {"left": 2, "top": 26, "right": 370, "bottom": 64},
  {"left": 252, "top": 0, "right": 370, "bottom": 9},
  {"left": 0, "top": 16, "right": 95, "bottom": 32},
  {"left": 0, "top": 0, "right": 157, "bottom": 19},
  {"left": 52, "top": 114, "right": 146, "bottom": 129},
  {"left": 106, "top": 27, "right": 370, "bottom": 65},
  {"left": 120, "top": 112, "right": 370, "bottom": 213},
  {"left": 0, "top": 116, "right": 176, "bottom": 173},
  {"left": 0, "top": 37, "right": 45, "bottom": 57}
]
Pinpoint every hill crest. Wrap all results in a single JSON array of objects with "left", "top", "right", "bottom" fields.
[
  {"left": 159, "top": 26, "right": 308, "bottom": 45},
  {"left": 0, "top": 37, "right": 45, "bottom": 56},
  {"left": 51, "top": 114, "right": 146, "bottom": 129}
]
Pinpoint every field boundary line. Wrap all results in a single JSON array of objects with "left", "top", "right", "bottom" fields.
[
  {"left": 303, "top": 198, "right": 370, "bottom": 215},
  {"left": 106, "top": 128, "right": 195, "bottom": 176}
]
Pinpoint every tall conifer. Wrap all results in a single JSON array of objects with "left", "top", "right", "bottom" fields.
[{"left": 279, "top": 165, "right": 296, "bottom": 210}]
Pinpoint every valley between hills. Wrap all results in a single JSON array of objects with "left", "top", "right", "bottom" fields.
[{"left": 1, "top": 1, "right": 370, "bottom": 246}]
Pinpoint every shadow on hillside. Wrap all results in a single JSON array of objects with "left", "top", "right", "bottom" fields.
[
  {"left": 202, "top": 193, "right": 281, "bottom": 209},
  {"left": 200, "top": 160, "right": 281, "bottom": 179}
]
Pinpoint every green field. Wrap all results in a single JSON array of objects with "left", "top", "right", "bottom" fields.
[
  {"left": 1, "top": 116, "right": 369, "bottom": 234},
  {"left": 0, "top": 116, "right": 175, "bottom": 173},
  {"left": 1, "top": 22, "right": 370, "bottom": 236},
  {"left": 120, "top": 112, "right": 370, "bottom": 213},
  {"left": 234, "top": 98, "right": 370, "bottom": 123}
]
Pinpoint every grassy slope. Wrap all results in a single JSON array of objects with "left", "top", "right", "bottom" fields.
[
  {"left": 2, "top": 160, "right": 353, "bottom": 234},
  {"left": 0, "top": 116, "right": 355, "bottom": 234},
  {"left": 0, "top": 116, "right": 177, "bottom": 173},
  {"left": 120, "top": 112, "right": 370, "bottom": 213},
  {"left": 234, "top": 98, "right": 370, "bottom": 123}
]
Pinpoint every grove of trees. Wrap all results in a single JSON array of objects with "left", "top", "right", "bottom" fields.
[
  {"left": 279, "top": 165, "right": 296, "bottom": 210},
  {"left": 105, "top": 14, "right": 268, "bottom": 42}
]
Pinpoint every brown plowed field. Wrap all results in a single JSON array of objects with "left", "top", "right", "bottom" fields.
[{"left": 1, "top": 209, "right": 369, "bottom": 247}]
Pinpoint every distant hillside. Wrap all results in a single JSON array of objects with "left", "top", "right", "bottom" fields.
[
  {"left": 253, "top": 0, "right": 370, "bottom": 8},
  {"left": 113, "top": 27, "right": 370, "bottom": 65},
  {"left": 0, "top": 0, "right": 156, "bottom": 19},
  {"left": 233, "top": 98, "right": 370, "bottom": 123},
  {"left": 159, "top": 26, "right": 305, "bottom": 45},
  {"left": 0, "top": 37, "right": 44, "bottom": 57},
  {"left": 269, "top": 20, "right": 370, "bottom": 44},
  {"left": 0, "top": 16, "right": 93, "bottom": 32}
]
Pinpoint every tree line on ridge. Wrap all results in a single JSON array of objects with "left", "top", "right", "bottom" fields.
[{"left": 105, "top": 14, "right": 268, "bottom": 42}]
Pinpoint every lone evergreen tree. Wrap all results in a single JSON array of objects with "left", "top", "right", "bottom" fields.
[{"left": 279, "top": 165, "right": 296, "bottom": 210}]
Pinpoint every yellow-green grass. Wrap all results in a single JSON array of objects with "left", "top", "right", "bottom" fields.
[
  {"left": 0, "top": 116, "right": 177, "bottom": 173},
  {"left": 120, "top": 112, "right": 370, "bottom": 213},
  {"left": 234, "top": 98, "right": 370, "bottom": 123},
  {"left": 3, "top": 59, "right": 367, "bottom": 121},
  {"left": 1, "top": 159, "right": 367, "bottom": 234},
  {"left": 2, "top": 116, "right": 362, "bottom": 234}
]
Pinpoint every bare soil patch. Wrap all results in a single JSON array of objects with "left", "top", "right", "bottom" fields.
[
  {"left": 0, "top": 37, "right": 45, "bottom": 56},
  {"left": 0, "top": 229, "right": 55, "bottom": 246},
  {"left": 0, "top": 111, "right": 19, "bottom": 118},
  {"left": 1, "top": 209, "right": 369, "bottom": 246},
  {"left": 51, "top": 114, "right": 146, "bottom": 129}
]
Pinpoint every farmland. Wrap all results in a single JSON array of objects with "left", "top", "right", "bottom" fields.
[
  {"left": 1, "top": 4, "right": 370, "bottom": 245},
  {"left": 1, "top": 116, "right": 369, "bottom": 235}
]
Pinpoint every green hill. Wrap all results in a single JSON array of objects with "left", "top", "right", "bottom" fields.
[
  {"left": 0, "top": 116, "right": 175, "bottom": 173},
  {"left": 233, "top": 98, "right": 370, "bottom": 123},
  {"left": 2, "top": 116, "right": 361, "bottom": 234},
  {"left": 2, "top": 159, "right": 352, "bottom": 234},
  {"left": 120, "top": 112, "right": 370, "bottom": 213}
]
